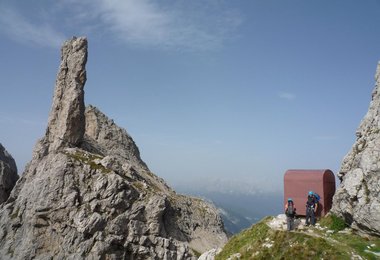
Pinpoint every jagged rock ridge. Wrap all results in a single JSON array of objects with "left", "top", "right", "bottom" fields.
[
  {"left": 331, "top": 62, "right": 380, "bottom": 236},
  {"left": 84, "top": 105, "right": 149, "bottom": 171},
  {"left": 0, "top": 143, "right": 18, "bottom": 204},
  {"left": 0, "top": 37, "right": 227, "bottom": 259}
]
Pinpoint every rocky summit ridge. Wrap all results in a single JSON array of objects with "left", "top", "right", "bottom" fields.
[
  {"left": 0, "top": 37, "right": 227, "bottom": 259},
  {"left": 332, "top": 62, "right": 380, "bottom": 237}
]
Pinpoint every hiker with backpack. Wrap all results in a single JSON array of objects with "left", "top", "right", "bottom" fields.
[
  {"left": 305, "top": 191, "right": 319, "bottom": 226},
  {"left": 285, "top": 198, "right": 296, "bottom": 231}
]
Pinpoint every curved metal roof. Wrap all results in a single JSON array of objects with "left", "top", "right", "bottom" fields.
[{"left": 284, "top": 169, "right": 335, "bottom": 183}]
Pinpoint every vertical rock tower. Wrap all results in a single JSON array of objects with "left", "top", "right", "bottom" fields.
[
  {"left": 332, "top": 62, "right": 380, "bottom": 236},
  {"left": 0, "top": 37, "right": 227, "bottom": 259},
  {"left": 45, "top": 37, "right": 87, "bottom": 151}
]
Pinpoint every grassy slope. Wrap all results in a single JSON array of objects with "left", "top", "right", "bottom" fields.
[{"left": 216, "top": 216, "right": 380, "bottom": 260}]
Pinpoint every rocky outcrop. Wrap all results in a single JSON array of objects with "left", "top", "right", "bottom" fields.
[
  {"left": 0, "top": 37, "right": 227, "bottom": 259},
  {"left": 84, "top": 105, "right": 149, "bottom": 171},
  {"left": 0, "top": 143, "right": 18, "bottom": 204},
  {"left": 332, "top": 62, "right": 380, "bottom": 236},
  {"left": 198, "top": 248, "right": 222, "bottom": 260}
]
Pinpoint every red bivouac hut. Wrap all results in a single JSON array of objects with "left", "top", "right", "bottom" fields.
[{"left": 284, "top": 169, "right": 336, "bottom": 217}]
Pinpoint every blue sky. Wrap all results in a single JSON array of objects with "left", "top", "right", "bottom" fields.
[{"left": 1, "top": 0, "right": 380, "bottom": 193}]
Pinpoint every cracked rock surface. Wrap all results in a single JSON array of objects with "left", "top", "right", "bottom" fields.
[
  {"left": 0, "top": 143, "right": 18, "bottom": 204},
  {"left": 332, "top": 62, "right": 380, "bottom": 236},
  {"left": 0, "top": 37, "right": 227, "bottom": 260}
]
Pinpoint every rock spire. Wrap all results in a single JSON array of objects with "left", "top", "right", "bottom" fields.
[{"left": 45, "top": 36, "right": 87, "bottom": 151}]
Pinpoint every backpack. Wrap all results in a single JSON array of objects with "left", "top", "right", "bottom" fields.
[
  {"left": 287, "top": 202, "right": 294, "bottom": 215},
  {"left": 313, "top": 192, "right": 320, "bottom": 202}
]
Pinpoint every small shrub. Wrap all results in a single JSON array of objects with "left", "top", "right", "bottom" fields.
[
  {"left": 191, "top": 248, "right": 201, "bottom": 258},
  {"left": 320, "top": 214, "right": 348, "bottom": 231},
  {"left": 10, "top": 207, "right": 20, "bottom": 220},
  {"left": 63, "top": 151, "right": 111, "bottom": 173},
  {"left": 132, "top": 181, "right": 145, "bottom": 191}
]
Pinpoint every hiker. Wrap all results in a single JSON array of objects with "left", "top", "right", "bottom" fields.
[
  {"left": 285, "top": 198, "right": 296, "bottom": 231},
  {"left": 305, "top": 191, "right": 318, "bottom": 226}
]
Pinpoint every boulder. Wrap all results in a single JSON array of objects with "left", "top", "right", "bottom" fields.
[{"left": 198, "top": 248, "right": 222, "bottom": 260}]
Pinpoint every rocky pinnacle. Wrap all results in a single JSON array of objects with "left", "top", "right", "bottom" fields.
[{"left": 45, "top": 37, "right": 87, "bottom": 151}]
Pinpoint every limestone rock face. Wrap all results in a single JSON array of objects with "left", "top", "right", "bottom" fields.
[
  {"left": 0, "top": 143, "right": 18, "bottom": 204},
  {"left": 332, "top": 62, "right": 380, "bottom": 236},
  {"left": 0, "top": 37, "right": 227, "bottom": 259},
  {"left": 198, "top": 248, "right": 222, "bottom": 260},
  {"left": 45, "top": 36, "right": 87, "bottom": 152},
  {"left": 84, "top": 105, "right": 149, "bottom": 171}
]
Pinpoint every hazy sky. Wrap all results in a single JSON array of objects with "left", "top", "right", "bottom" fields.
[{"left": 1, "top": 0, "right": 380, "bottom": 193}]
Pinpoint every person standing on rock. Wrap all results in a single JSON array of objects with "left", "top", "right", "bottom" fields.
[
  {"left": 285, "top": 198, "right": 296, "bottom": 231},
  {"left": 305, "top": 191, "right": 318, "bottom": 226}
]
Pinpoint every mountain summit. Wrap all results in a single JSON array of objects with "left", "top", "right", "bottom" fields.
[{"left": 0, "top": 37, "right": 227, "bottom": 259}]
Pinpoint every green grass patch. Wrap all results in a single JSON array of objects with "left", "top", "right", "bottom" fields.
[
  {"left": 320, "top": 214, "right": 348, "bottom": 231},
  {"left": 10, "top": 207, "right": 19, "bottom": 220},
  {"left": 215, "top": 216, "right": 380, "bottom": 260},
  {"left": 132, "top": 181, "right": 145, "bottom": 191},
  {"left": 63, "top": 150, "right": 112, "bottom": 173},
  {"left": 329, "top": 232, "right": 380, "bottom": 260},
  {"left": 191, "top": 248, "right": 201, "bottom": 258}
]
